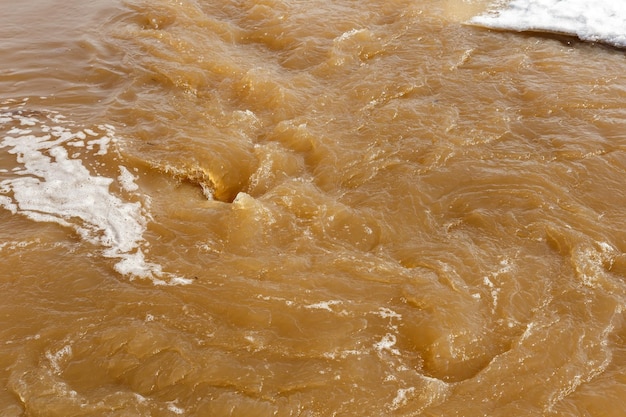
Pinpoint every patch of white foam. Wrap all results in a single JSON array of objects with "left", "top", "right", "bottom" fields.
[
  {"left": 304, "top": 300, "right": 343, "bottom": 312},
  {"left": 375, "top": 307, "right": 402, "bottom": 320},
  {"left": 374, "top": 333, "right": 401, "bottom": 356},
  {"left": 0, "top": 238, "right": 44, "bottom": 253},
  {"left": 0, "top": 105, "right": 190, "bottom": 285},
  {"left": 572, "top": 241, "right": 617, "bottom": 288},
  {"left": 470, "top": 0, "right": 626, "bottom": 48},
  {"left": 389, "top": 387, "right": 416, "bottom": 411},
  {"left": 46, "top": 345, "right": 73, "bottom": 374},
  {"left": 337, "top": 28, "right": 367, "bottom": 42},
  {"left": 118, "top": 165, "right": 139, "bottom": 192},
  {"left": 166, "top": 401, "right": 185, "bottom": 415},
  {"left": 322, "top": 349, "right": 366, "bottom": 360}
]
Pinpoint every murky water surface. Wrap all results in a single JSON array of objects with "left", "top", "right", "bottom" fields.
[{"left": 2, "top": 1, "right": 626, "bottom": 415}]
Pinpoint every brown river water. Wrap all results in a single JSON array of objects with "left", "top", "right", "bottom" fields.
[{"left": 2, "top": 0, "right": 626, "bottom": 415}]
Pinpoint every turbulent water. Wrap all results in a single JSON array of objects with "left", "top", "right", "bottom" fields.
[{"left": 2, "top": 0, "right": 626, "bottom": 415}]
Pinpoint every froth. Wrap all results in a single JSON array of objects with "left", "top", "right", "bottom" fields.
[
  {"left": 470, "top": 0, "right": 626, "bottom": 48},
  {"left": 0, "top": 101, "right": 190, "bottom": 285}
]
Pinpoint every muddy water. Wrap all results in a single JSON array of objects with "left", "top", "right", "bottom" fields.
[{"left": 2, "top": 0, "right": 626, "bottom": 415}]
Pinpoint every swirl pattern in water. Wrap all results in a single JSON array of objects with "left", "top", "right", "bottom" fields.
[{"left": 1, "top": 0, "right": 626, "bottom": 415}]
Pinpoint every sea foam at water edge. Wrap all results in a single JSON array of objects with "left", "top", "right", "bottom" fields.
[
  {"left": 470, "top": 0, "right": 626, "bottom": 48},
  {"left": 0, "top": 100, "right": 190, "bottom": 285}
]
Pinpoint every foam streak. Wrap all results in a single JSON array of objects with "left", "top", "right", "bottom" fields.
[{"left": 0, "top": 105, "right": 189, "bottom": 285}]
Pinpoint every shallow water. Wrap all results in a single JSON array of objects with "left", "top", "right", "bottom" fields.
[{"left": 2, "top": 0, "right": 626, "bottom": 415}]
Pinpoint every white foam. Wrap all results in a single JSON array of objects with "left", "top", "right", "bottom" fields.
[
  {"left": 322, "top": 349, "right": 365, "bottom": 360},
  {"left": 470, "top": 0, "right": 626, "bottom": 48},
  {"left": 390, "top": 387, "right": 416, "bottom": 411},
  {"left": 0, "top": 238, "right": 41, "bottom": 251},
  {"left": 46, "top": 345, "right": 73, "bottom": 374},
  {"left": 86, "top": 135, "right": 112, "bottom": 155},
  {"left": 0, "top": 106, "right": 190, "bottom": 285},
  {"left": 118, "top": 165, "right": 139, "bottom": 192},
  {"left": 374, "top": 333, "right": 401, "bottom": 356},
  {"left": 337, "top": 28, "right": 367, "bottom": 42},
  {"left": 166, "top": 402, "right": 185, "bottom": 415},
  {"left": 304, "top": 300, "right": 343, "bottom": 312},
  {"left": 376, "top": 307, "right": 402, "bottom": 320}
]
